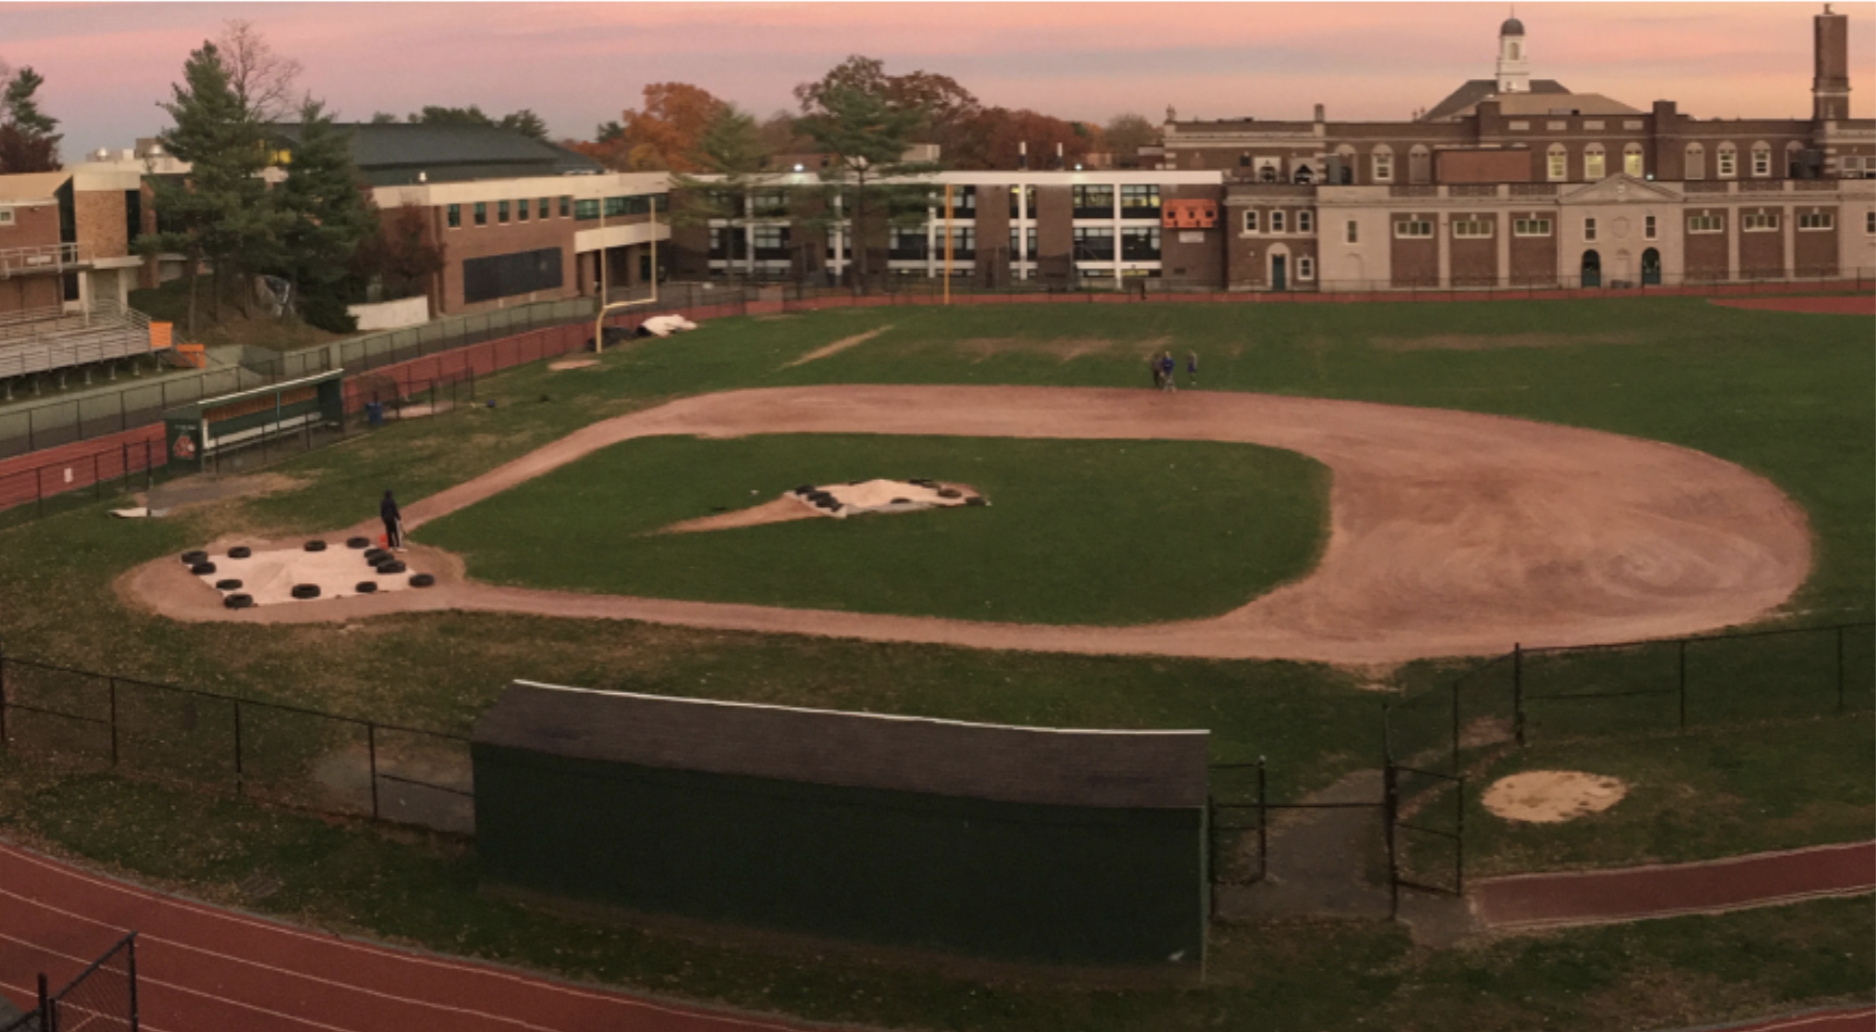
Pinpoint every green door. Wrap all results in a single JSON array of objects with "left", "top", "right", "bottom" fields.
[
  {"left": 1271, "top": 255, "right": 1287, "bottom": 291},
  {"left": 1581, "top": 250, "right": 1601, "bottom": 288},
  {"left": 1641, "top": 248, "right": 1661, "bottom": 286}
]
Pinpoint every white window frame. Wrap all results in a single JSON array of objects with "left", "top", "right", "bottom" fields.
[
  {"left": 0, "top": 208, "right": 13, "bottom": 227},
  {"left": 1797, "top": 213, "right": 1833, "bottom": 231},
  {"left": 1688, "top": 214, "right": 1724, "bottom": 234},
  {"left": 1717, "top": 145, "right": 1738, "bottom": 178},
  {"left": 1270, "top": 210, "right": 1286, "bottom": 233},
  {"left": 1644, "top": 215, "right": 1657, "bottom": 240},
  {"left": 1741, "top": 213, "right": 1778, "bottom": 232},
  {"left": 1547, "top": 147, "right": 1568, "bottom": 182},
  {"left": 1623, "top": 146, "right": 1644, "bottom": 178},
  {"left": 1452, "top": 219, "right": 1494, "bottom": 239},
  {"left": 1372, "top": 150, "right": 1394, "bottom": 183},
  {"left": 1392, "top": 219, "right": 1433, "bottom": 238},
  {"left": 1297, "top": 256, "right": 1315, "bottom": 281},
  {"left": 1583, "top": 217, "right": 1597, "bottom": 242},
  {"left": 1298, "top": 210, "right": 1314, "bottom": 234},
  {"left": 1751, "top": 144, "right": 1771, "bottom": 178},
  {"left": 1583, "top": 146, "right": 1606, "bottom": 180},
  {"left": 1513, "top": 218, "right": 1552, "bottom": 237},
  {"left": 1243, "top": 210, "right": 1259, "bottom": 234}
]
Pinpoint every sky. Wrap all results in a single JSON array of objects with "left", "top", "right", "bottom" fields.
[{"left": 5, "top": 1, "right": 1874, "bottom": 158}]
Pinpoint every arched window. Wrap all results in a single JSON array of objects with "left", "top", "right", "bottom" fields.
[
  {"left": 1293, "top": 164, "right": 1314, "bottom": 185},
  {"left": 1371, "top": 144, "right": 1394, "bottom": 183},
  {"left": 1408, "top": 145, "right": 1432, "bottom": 184},
  {"left": 1750, "top": 142, "right": 1772, "bottom": 177},
  {"left": 1583, "top": 143, "right": 1607, "bottom": 180},
  {"left": 1717, "top": 142, "right": 1738, "bottom": 178},
  {"left": 1685, "top": 142, "right": 1706, "bottom": 180},
  {"left": 1623, "top": 143, "right": 1645, "bottom": 177},
  {"left": 1547, "top": 143, "right": 1569, "bottom": 182}
]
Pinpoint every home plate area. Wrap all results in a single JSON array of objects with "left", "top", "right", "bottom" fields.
[
  {"left": 791, "top": 478, "right": 987, "bottom": 518},
  {"left": 180, "top": 539, "right": 437, "bottom": 609}
]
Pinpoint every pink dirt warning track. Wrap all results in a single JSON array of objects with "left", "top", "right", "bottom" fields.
[
  {"left": 1472, "top": 841, "right": 1876, "bottom": 930},
  {"left": 124, "top": 385, "right": 1811, "bottom": 664},
  {"left": 0, "top": 840, "right": 818, "bottom": 1032}
]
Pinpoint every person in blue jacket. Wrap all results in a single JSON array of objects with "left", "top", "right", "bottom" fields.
[{"left": 1159, "top": 351, "right": 1177, "bottom": 392}]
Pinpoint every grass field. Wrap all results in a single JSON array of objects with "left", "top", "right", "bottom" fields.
[
  {"left": 420, "top": 434, "right": 1329, "bottom": 624},
  {"left": 0, "top": 295, "right": 1869, "bottom": 1030}
]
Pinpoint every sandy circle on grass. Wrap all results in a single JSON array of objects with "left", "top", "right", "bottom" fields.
[
  {"left": 1483, "top": 770, "right": 1628, "bottom": 824},
  {"left": 549, "top": 359, "right": 599, "bottom": 371},
  {"left": 657, "top": 480, "right": 982, "bottom": 534}
]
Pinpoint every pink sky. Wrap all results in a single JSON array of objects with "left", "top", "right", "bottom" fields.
[{"left": 6, "top": 2, "right": 1873, "bottom": 156}]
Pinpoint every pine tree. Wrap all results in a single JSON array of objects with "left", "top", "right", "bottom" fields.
[
  {"left": 272, "top": 99, "right": 376, "bottom": 332},
  {"left": 0, "top": 66, "right": 62, "bottom": 173},
  {"left": 794, "top": 86, "right": 932, "bottom": 293}
]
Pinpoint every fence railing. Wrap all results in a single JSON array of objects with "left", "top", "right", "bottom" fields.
[
  {"left": 0, "top": 931, "right": 137, "bottom": 1032},
  {"left": 0, "top": 652, "right": 474, "bottom": 835}
]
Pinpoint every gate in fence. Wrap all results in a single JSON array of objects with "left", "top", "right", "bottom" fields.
[{"left": 0, "top": 931, "right": 137, "bottom": 1032}]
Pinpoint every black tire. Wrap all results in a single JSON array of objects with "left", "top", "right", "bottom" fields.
[
  {"left": 291, "top": 584, "right": 321, "bottom": 600},
  {"left": 189, "top": 562, "right": 217, "bottom": 575},
  {"left": 376, "top": 561, "right": 407, "bottom": 575},
  {"left": 228, "top": 546, "right": 252, "bottom": 559},
  {"left": 181, "top": 550, "right": 208, "bottom": 565},
  {"left": 346, "top": 537, "right": 370, "bottom": 549},
  {"left": 409, "top": 573, "right": 436, "bottom": 588},
  {"left": 214, "top": 579, "right": 243, "bottom": 591},
  {"left": 891, "top": 498, "right": 911, "bottom": 505},
  {"left": 794, "top": 485, "right": 815, "bottom": 494},
  {"left": 937, "top": 488, "right": 963, "bottom": 499},
  {"left": 304, "top": 540, "right": 328, "bottom": 552},
  {"left": 364, "top": 548, "right": 390, "bottom": 563},
  {"left": 223, "top": 593, "right": 253, "bottom": 609},
  {"left": 355, "top": 581, "right": 378, "bottom": 594}
]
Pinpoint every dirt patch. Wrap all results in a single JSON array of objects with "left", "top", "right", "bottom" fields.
[
  {"left": 782, "top": 326, "right": 892, "bottom": 368},
  {"left": 144, "top": 472, "right": 300, "bottom": 514},
  {"left": 549, "top": 359, "right": 599, "bottom": 371},
  {"left": 658, "top": 496, "right": 822, "bottom": 534},
  {"left": 1483, "top": 770, "right": 1628, "bottom": 823},
  {"left": 1709, "top": 295, "right": 1876, "bottom": 316},
  {"left": 1371, "top": 333, "right": 1642, "bottom": 352},
  {"left": 953, "top": 335, "right": 1172, "bottom": 363}
]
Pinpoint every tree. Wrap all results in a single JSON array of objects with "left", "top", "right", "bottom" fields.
[
  {"left": 368, "top": 111, "right": 399, "bottom": 124},
  {"left": 404, "top": 104, "right": 549, "bottom": 140},
  {"left": 353, "top": 202, "right": 445, "bottom": 307},
  {"left": 793, "top": 55, "right": 978, "bottom": 146},
  {"left": 497, "top": 109, "right": 549, "bottom": 141},
  {"left": 0, "top": 65, "right": 62, "bottom": 173},
  {"left": 140, "top": 41, "right": 280, "bottom": 331},
  {"left": 793, "top": 84, "right": 932, "bottom": 292},
  {"left": 1102, "top": 112, "right": 1159, "bottom": 165},
  {"left": 756, "top": 109, "right": 813, "bottom": 158},
  {"left": 215, "top": 19, "right": 303, "bottom": 123},
  {"left": 614, "top": 82, "right": 724, "bottom": 172},
  {"left": 943, "top": 106, "right": 1098, "bottom": 172},
  {"left": 669, "top": 104, "right": 767, "bottom": 232},
  {"left": 271, "top": 98, "right": 376, "bottom": 332}
]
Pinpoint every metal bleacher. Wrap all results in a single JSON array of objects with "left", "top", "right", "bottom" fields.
[{"left": 0, "top": 300, "right": 162, "bottom": 380}]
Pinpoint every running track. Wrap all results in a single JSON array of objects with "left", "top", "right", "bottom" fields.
[
  {"left": 1472, "top": 841, "right": 1876, "bottom": 930},
  {"left": 0, "top": 840, "right": 821, "bottom": 1032}
]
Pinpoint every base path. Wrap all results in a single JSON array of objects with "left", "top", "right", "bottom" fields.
[
  {"left": 1471, "top": 841, "right": 1876, "bottom": 930},
  {"left": 0, "top": 839, "right": 824, "bottom": 1032},
  {"left": 125, "top": 385, "right": 1810, "bottom": 664}
]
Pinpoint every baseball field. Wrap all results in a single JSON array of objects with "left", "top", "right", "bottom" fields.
[{"left": 0, "top": 293, "right": 1870, "bottom": 1031}]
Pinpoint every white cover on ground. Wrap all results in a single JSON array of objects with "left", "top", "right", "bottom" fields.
[
  {"left": 794, "top": 479, "right": 983, "bottom": 519},
  {"left": 195, "top": 546, "right": 428, "bottom": 605},
  {"left": 640, "top": 315, "right": 698, "bottom": 337}
]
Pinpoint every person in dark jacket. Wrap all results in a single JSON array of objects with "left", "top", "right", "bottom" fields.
[{"left": 381, "top": 490, "right": 403, "bottom": 551}]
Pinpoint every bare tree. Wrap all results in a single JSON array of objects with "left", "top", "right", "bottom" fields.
[{"left": 215, "top": 19, "right": 304, "bottom": 122}]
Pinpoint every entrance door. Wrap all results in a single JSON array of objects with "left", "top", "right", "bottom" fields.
[
  {"left": 1641, "top": 248, "right": 1662, "bottom": 286},
  {"left": 1580, "top": 249, "right": 1601, "bottom": 289},
  {"left": 1271, "top": 255, "right": 1287, "bottom": 291}
]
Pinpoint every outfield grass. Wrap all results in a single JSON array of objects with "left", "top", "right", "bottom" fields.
[{"left": 420, "top": 434, "right": 1329, "bottom": 624}]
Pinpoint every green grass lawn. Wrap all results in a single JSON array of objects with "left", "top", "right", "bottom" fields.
[{"left": 420, "top": 434, "right": 1328, "bottom": 624}]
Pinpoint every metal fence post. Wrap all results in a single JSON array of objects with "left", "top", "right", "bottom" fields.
[
  {"left": 368, "top": 722, "right": 380, "bottom": 821},
  {"left": 36, "top": 972, "right": 48, "bottom": 1032},
  {"left": 121, "top": 441, "right": 129, "bottom": 493},
  {"left": 143, "top": 439, "right": 152, "bottom": 494},
  {"left": 1677, "top": 637, "right": 1688, "bottom": 732},
  {"left": 1383, "top": 761, "right": 1400, "bottom": 920},
  {"left": 1450, "top": 678, "right": 1461, "bottom": 773},
  {"left": 232, "top": 700, "right": 243, "bottom": 794},
  {"left": 1256, "top": 755, "right": 1268, "bottom": 882},
  {"left": 1454, "top": 775, "right": 1466, "bottom": 895},
  {"left": 126, "top": 933, "right": 138, "bottom": 1032},
  {"left": 1511, "top": 644, "right": 1524, "bottom": 746},
  {"left": 93, "top": 453, "right": 102, "bottom": 500}
]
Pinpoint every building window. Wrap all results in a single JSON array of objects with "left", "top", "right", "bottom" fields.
[
  {"left": 1120, "top": 226, "right": 1160, "bottom": 260},
  {"left": 1751, "top": 143, "right": 1772, "bottom": 177},
  {"left": 1717, "top": 144, "right": 1737, "bottom": 178},
  {"left": 1372, "top": 149, "right": 1393, "bottom": 183},
  {"left": 540, "top": 197, "right": 552, "bottom": 219},
  {"left": 1584, "top": 217, "right": 1597, "bottom": 242},
  {"left": 1644, "top": 215, "right": 1656, "bottom": 240},
  {"left": 559, "top": 196, "right": 571, "bottom": 218},
  {"left": 446, "top": 203, "right": 461, "bottom": 229},
  {"left": 1584, "top": 145, "right": 1606, "bottom": 180},
  {"left": 1119, "top": 184, "right": 1161, "bottom": 218},
  {"left": 1513, "top": 218, "right": 1552, "bottom": 237},
  {"left": 941, "top": 226, "right": 975, "bottom": 256},
  {"left": 1685, "top": 143, "right": 1706, "bottom": 180},
  {"left": 1452, "top": 218, "right": 1493, "bottom": 238},
  {"left": 1071, "top": 185, "right": 1115, "bottom": 219},
  {"left": 1624, "top": 145, "right": 1644, "bottom": 177},
  {"left": 1797, "top": 212, "right": 1834, "bottom": 231},
  {"left": 473, "top": 202, "right": 486, "bottom": 227},
  {"left": 1547, "top": 145, "right": 1568, "bottom": 181},
  {"left": 1688, "top": 214, "right": 1724, "bottom": 234},
  {"left": 498, "top": 200, "right": 513, "bottom": 224},
  {"left": 1345, "top": 220, "right": 1358, "bottom": 244},
  {"left": 1271, "top": 210, "right": 1286, "bottom": 233},
  {"left": 1867, "top": 210, "right": 1875, "bottom": 235},
  {"left": 518, "top": 198, "right": 529, "bottom": 222},
  {"left": 1297, "top": 256, "right": 1315, "bottom": 280},
  {"left": 1009, "top": 185, "right": 1036, "bottom": 219},
  {"left": 1072, "top": 226, "right": 1116, "bottom": 261},
  {"left": 573, "top": 198, "right": 599, "bottom": 220},
  {"left": 1243, "top": 210, "right": 1259, "bottom": 234},
  {"left": 1298, "top": 210, "right": 1314, "bottom": 233},
  {"left": 1741, "top": 213, "right": 1778, "bottom": 232},
  {"left": 1393, "top": 219, "right": 1432, "bottom": 238}
]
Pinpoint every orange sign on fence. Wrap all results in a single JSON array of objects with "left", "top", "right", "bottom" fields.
[{"left": 148, "top": 322, "right": 172, "bottom": 351}]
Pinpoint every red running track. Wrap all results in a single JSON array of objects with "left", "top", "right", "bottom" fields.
[
  {"left": 0, "top": 839, "right": 827, "bottom": 1032},
  {"left": 1472, "top": 841, "right": 1876, "bottom": 930},
  {"left": 1692, "top": 1007, "right": 1875, "bottom": 1032}
]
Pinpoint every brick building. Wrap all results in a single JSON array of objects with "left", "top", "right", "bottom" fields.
[{"left": 0, "top": 167, "right": 151, "bottom": 316}]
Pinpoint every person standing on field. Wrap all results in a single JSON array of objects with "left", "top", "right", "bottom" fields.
[
  {"left": 1160, "top": 351, "right": 1177, "bottom": 392},
  {"left": 1187, "top": 350, "right": 1200, "bottom": 388},
  {"left": 381, "top": 489, "right": 404, "bottom": 551}
]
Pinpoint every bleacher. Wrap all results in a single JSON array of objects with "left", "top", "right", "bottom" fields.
[{"left": 0, "top": 300, "right": 165, "bottom": 380}]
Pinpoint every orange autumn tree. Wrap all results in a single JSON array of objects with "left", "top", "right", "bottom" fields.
[{"left": 616, "top": 82, "right": 725, "bottom": 172}]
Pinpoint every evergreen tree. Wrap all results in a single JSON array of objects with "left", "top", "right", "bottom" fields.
[
  {"left": 0, "top": 66, "right": 62, "bottom": 173},
  {"left": 669, "top": 105, "right": 769, "bottom": 277},
  {"left": 272, "top": 99, "right": 376, "bottom": 332},
  {"left": 794, "top": 85, "right": 932, "bottom": 292}
]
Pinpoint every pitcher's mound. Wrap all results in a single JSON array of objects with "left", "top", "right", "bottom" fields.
[
  {"left": 1483, "top": 770, "right": 1628, "bottom": 824},
  {"left": 659, "top": 479, "right": 985, "bottom": 535}
]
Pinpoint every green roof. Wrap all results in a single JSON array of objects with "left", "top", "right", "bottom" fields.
[{"left": 270, "top": 123, "right": 602, "bottom": 186}]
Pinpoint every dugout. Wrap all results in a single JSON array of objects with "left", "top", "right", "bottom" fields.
[
  {"left": 162, "top": 370, "right": 345, "bottom": 471},
  {"left": 472, "top": 681, "right": 1209, "bottom": 969}
]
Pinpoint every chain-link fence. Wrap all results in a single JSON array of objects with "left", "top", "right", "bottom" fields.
[
  {"left": 0, "top": 654, "right": 473, "bottom": 835},
  {"left": 0, "top": 931, "right": 138, "bottom": 1032}
]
